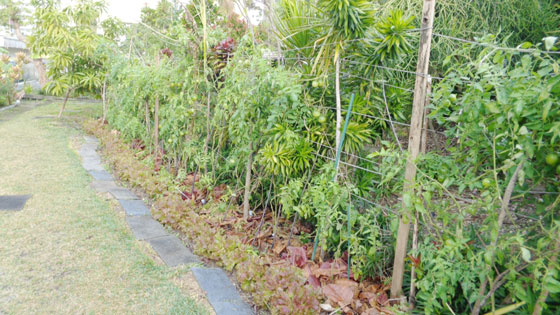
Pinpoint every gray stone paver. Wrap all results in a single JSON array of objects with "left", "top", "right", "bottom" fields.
[
  {"left": 83, "top": 135, "right": 99, "bottom": 145},
  {"left": 90, "top": 180, "right": 119, "bottom": 193},
  {"left": 88, "top": 170, "right": 114, "bottom": 181},
  {"left": 148, "top": 235, "right": 200, "bottom": 266},
  {"left": 82, "top": 159, "right": 104, "bottom": 171},
  {"left": 79, "top": 134, "right": 253, "bottom": 311},
  {"left": 118, "top": 199, "right": 150, "bottom": 216},
  {"left": 109, "top": 188, "right": 138, "bottom": 200},
  {"left": 125, "top": 215, "right": 168, "bottom": 240},
  {"left": 191, "top": 268, "right": 253, "bottom": 315},
  {"left": 0, "top": 195, "right": 32, "bottom": 211},
  {"left": 78, "top": 147, "right": 98, "bottom": 156}
]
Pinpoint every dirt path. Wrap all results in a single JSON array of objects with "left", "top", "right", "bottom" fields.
[{"left": 0, "top": 101, "right": 210, "bottom": 314}]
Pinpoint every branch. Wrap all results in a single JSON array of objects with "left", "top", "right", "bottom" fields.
[{"left": 472, "top": 160, "right": 524, "bottom": 315}]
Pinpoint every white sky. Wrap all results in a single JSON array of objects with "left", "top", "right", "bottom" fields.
[
  {"left": 102, "top": 0, "right": 164, "bottom": 23},
  {"left": 56, "top": 1, "right": 260, "bottom": 25},
  {"left": 61, "top": 0, "right": 166, "bottom": 23}
]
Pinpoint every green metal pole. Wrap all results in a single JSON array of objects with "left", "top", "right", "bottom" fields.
[
  {"left": 346, "top": 201, "right": 351, "bottom": 279},
  {"left": 312, "top": 93, "right": 355, "bottom": 262}
]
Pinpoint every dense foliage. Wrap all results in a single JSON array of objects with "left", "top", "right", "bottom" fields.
[{"left": 27, "top": 0, "right": 560, "bottom": 313}]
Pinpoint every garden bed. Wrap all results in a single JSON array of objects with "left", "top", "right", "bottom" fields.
[{"left": 84, "top": 119, "right": 402, "bottom": 314}]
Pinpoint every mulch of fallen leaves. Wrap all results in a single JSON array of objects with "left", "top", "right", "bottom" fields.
[
  {"left": 104, "top": 132, "right": 394, "bottom": 314},
  {"left": 181, "top": 180, "right": 393, "bottom": 314}
]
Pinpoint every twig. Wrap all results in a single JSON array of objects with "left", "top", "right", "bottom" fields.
[
  {"left": 472, "top": 160, "right": 524, "bottom": 315},
  {"left": 480, "top": 264, "right": 528, "bottom": 308},
  {"left": 533, "top": 227, "right": 560, "bottom": 315},
  {"left": 139, "top": 21, "right": 182, "bottom": 45},
  {"left": 381, "top": 78, "right": 403, "bottom": 151},
  {"left": 252, "top": 180, "right": 273, "bottom": 247}
]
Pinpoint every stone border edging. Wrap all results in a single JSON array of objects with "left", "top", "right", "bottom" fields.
[{"left": 77, "top": 135, "right": 252, "bottom": 315}]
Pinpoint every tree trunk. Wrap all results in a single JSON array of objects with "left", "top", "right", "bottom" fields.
[
  {"left": 58, "top": 88, "right": 72, "bottom": 118},
  {"left": 32, "top": 59, "right": 48, "bottom": 89},
  {"left": 335, "top": 57, "right": 342, "bottom": 151},
  {"left": 243, "top": 140, "right": 253, "bottom": 219}
]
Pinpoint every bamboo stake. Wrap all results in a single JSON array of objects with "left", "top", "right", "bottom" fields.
[
  {"left": 420, "top": 76, "right": 432, "bottom": 154},
  {"left": 390, "top": 0, "right": 436, "bottom": 300},
  {"left": 409, "top": 76, "right": 432, "bottom": 308}
]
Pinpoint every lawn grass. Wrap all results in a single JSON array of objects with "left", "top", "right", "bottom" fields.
[{"left": 0, "top": 100, "right": 209, "bottom": 314}]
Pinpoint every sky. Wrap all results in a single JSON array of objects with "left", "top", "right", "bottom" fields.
[
  {"left": 60, "top": 0, "right": 165, "bottom": 23},
  {"left": 58, "top": 0, "right": 260, "bottom": 24},
  {"left": 102, "top": 0, "right": 164, "bottom": 23}
]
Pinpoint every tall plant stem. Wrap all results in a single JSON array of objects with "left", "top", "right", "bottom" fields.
[
  {"left": 243, "top": 140, "right": 254, "bottom": 220},
  {"left": 144, "top": 99, "right": 150, "bottom": 135},
  {"left": 472, "top": 160, "right": 524, "bottom": 315},
  {"left": 532, "top": 228, "right": 560, "bottom": 315},
  {"left": 252, "top": 179, "right": 274, "bottom": 247},
  {"left": 154, "top": 53, "right": 160, "bottom": 154},
  {"left": 101, "top": 76, "right": 107, "bottom": 123},
  {"left": 335, "top": 55, "right": 342, "bottom": 151},
  {"left": 201, "top": 0, "right": 211, "bottom": 175}
]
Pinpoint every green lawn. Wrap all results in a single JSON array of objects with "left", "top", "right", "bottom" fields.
[{"left": 0, "top": 100, "right": 209, "bottom": 314}]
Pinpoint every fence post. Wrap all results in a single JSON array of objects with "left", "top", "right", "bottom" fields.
[{"left": 390, "top": 0, "right": 436, "bottom": 300}]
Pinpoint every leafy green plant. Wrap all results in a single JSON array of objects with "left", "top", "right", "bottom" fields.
[
  {"left": 28, "top": 0, "right": 107, "bottom": 117},
  {"left": 431, "top": 41, "right": 560, "bottom": 188}
]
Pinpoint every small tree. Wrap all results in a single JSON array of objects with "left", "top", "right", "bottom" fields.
[{"left": 28, "top": 0, "right": 106, "bottom": 117}]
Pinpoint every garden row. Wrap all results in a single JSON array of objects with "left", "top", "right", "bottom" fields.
[{"left": 12, "top": 0, "right": 560, "bottom": 313}]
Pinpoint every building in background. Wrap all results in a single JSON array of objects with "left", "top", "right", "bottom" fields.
[{"left": 1, "top": 27, "right": 40, "bottom": 90}]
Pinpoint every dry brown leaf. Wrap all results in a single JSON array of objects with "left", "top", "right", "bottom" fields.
[
  {"left": 272, "top": 240, "right": 287, "bottom": 255},
  {"left": 361, "top": 308, "right": 379, "bottom": 315},
  {"left": 322, "top": 284, "right": 354, "bottom": 308}
]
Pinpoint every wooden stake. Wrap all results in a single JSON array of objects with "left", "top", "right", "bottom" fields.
[
  {"left": 390, "top": 0, "right": 436, "bottom": 300},
  {"left": 409, "top": 76, "right": 432, "bottom": 308},
  {"left": 420, "top": 76, "right": 432, "bottom": 154}
]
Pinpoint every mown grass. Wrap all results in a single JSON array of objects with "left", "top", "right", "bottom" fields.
[{"left": 0, "top": 100, "right": 209, "bottom": 314}]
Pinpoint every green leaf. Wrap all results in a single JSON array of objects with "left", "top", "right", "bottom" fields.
[
  {"left": 544, "top": 276, "right": 560, "bottom": 293},
  {"left": 521, "top": 247, "right": 531, "bottom": 262},
  {"left": 543, "top": 36, "right": 558, "bottom": 51},
  {"left": 543, "top": 100, "right": 552, "bottom": 121},
  {"left": 485, "top": 102, "right": 500, "bottom": 114}
]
